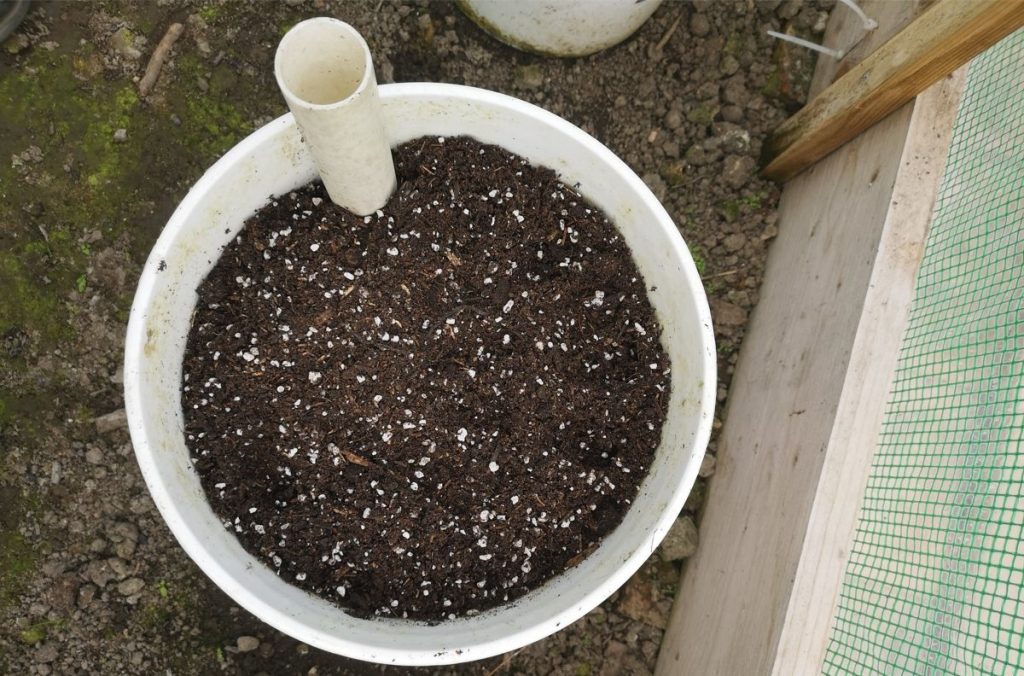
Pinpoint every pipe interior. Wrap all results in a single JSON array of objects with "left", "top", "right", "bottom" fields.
[{"left": 278, "top": 22, "right": 367, "bottom": 106}]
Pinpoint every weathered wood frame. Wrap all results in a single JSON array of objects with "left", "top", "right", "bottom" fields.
[
  {"left": 655, "top": 1, "right": 986, "bottom": 673},
  {"left": 762, "top": 0, "right": 1024, "bottom": 181}
]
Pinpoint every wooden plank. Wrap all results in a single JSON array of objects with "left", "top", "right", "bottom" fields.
[
  {"left": 771, "top": 66, "right": 966, "bottom": 675},
  {"left": 762, "top": 0, "right": 1023, "bottom": 181},
  {"left": 656, "top": 98, "right": 914, "bottom": 676},
  {"left": 808, "top": 0, "right": 923, "bottom": 99},
  {"left": 654, "top": 62, "right": 966, "bottom": 676}
]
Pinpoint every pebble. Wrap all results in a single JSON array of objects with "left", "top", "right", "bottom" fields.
[
  {"left": 77, "top": 584, "right": 97, "bottom": 609},
  {"left": 109, "top": 26, "right": 141, "bottom": 60},
  {"left": 664, "top": 109, "right": 682, "bottom": 130},
  {"left": 94, "top": 409, "right": 128, "bottom": 434},
  {"left": 722, "top": 78, "right": 750, "bottom": 107},
  {"left": 659, "top": 516, "right": 699, "bottom": 561},
  {"left": 112, "top": 128, "right": 128, "bottom": 143},
  {"left": 617, "top": 574, "right": 670, "bottom": 629},
  {"left": 712, "top": 299, "right": 748, "bottom": 327},
  {"left": 84, "top": 559, "right": 116, "bottom": 588},
  {"left": 35, "top": 643, "right": 58, "bottom": 664},
  {"left": 720, "top": 104, "right": 744, "bottom": 123},
  {"left": 641, "top": 173, "right": 667, "bottom": 202},
  {"left": 722, "top": 155, "right": 755, "bottom": 189},
  {"left": 236, "top": 636, "right": 261, "bottom": 652},
  {"left": 109, "top": 521, "right": 140, "bottom": 544},
  {"left": 84, "top": 446, "right": 104, "bottom": 465},
  {"left": 108, "top": 557, "right": 131, "bottom": 580},
  {"left": 699, "top": 453, "right": 717, "bottom": 478},
  {"left": 777, "top": 0, "right": 803, "bottom": 20},
  {"left": 723, "top": 233, "right": 746, "bottom": 252},
  {"left": 117, "top": 577, "right": 146, "bottom": 595},
  {"left": 689, "top": 14, "right": 710, "bottom": 37},
  {"left": 515, "top": 64, "right": 544, "bottom": 90}
]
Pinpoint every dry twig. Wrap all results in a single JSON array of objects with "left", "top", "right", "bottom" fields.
[{"left": 139, "top": 22, "right": 184, "bottom": 96}]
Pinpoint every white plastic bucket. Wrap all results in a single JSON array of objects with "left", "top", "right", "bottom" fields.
[
  {"left": 459, "top": 0, "right": 664, "bottom": 57},
  {"left": 124, "top": 83, "right": 714, "bottom": 666}
]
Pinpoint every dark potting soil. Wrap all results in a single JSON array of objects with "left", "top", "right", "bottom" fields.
[{"left": 182, "top": 136, "right": 671, "bottom": 620}]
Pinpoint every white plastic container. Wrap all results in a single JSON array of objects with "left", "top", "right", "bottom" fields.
[
  {"left": 459, "top": 0, "right": 664, "bottom": 57},
  {"left": 124, "top": 83, "right": 714, "bottom": 666}
]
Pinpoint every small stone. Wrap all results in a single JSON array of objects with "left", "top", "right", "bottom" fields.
[
  {"left": 720, "top": 55, "right": 740, "bottom": 76},
  {"left": 94, "top": 409, "right": 128, "bottom": 434},
  {"left": 130, "top": 652, "right": 144, "bottom": 666},
  {"left": 814, "top": 11, "right": 829, "bottom": 33},
  {"left": 659, "top": 516, "right": 699, "bottom": 561},
  {"left": 77, "top": 584, "right": 97, "bottom": 609},
  {"left": 85, "top": 446, "right": 104, "bottom": 465},
  {"left": 723, "top": 77, "right": 750, "bottom": 106},
  {"left": 617, "top": 573, "right": 670, "bottom": 629},
  {"left": 296, "top": 643, "right": 310, "bottom": 655},
  {"left": 723, "top": 233, "right": 746, "bottom": 252},
  {"left": 515, "top": 64, "right": 544, "bottom": 90},
  {"left": 699, "top": 453, "right": 717, "bottom": 478},
  {"left": 237, "top": 636, "right": 260, "bottom": 652},
  {"left": 690, "top": 13, "right": 710, "bottom": 37},
  {"left": 115, "top": 538, "right": 136, "bottom": 560},
  {"left": 5, "top": 33, "right": 30, "bottom": 55},
  {"left": 117, "top": 577, "right": 145, "bottom": 596},
  {"left": 108, "top": 557, "right": 131, "bottom": 580},
  {"left": 641, "top": 172, "right": 667, "bottom": 202},
  {"left": 684, "top": 144, "right": 708, "bottom": 166},
  {"left": 41, "top": 560, "right": 66, "bottom": 578},
  {"left": 711, "top": 299, "right": 748, "bottom": 327},
  {"left": 684, "top": 480, "right": 707, "bottom": 512},
  {"left": 777, "top": 0, "right": 802, "bottom": 20},
  {"left": 664, "top": 109, "right": 683, "bottom": 130},
  {"left": 662, "top": 140, "right": 680, "bottom": 159},
  {"left": 112, "top": 128, "right": 128, "bottom": 143},
  {"left": 84, "top": 559, "right": 116, "bottom": 588},
  {"left": 110, "top": 26, "right": 142, "bottom": 60},
  {"left": 722, "top": 155, "right": 755, "bottom": 189},
  {"left": 721, "top": 105, "right": 744, "bottom": 123},
  {"left": 35, "top": 643, "right": 58, "bottom": 664}
]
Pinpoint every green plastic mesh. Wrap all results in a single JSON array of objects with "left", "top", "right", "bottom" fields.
[{"left": 821, "top": 30, "right": 1024, "bottom": 675}]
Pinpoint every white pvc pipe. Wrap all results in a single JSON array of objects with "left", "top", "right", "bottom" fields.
[{"left": 274, "top": 18, "right": 395, "bottom": 215}]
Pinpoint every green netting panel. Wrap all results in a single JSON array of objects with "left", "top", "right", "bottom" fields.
[{"left": 821, "top": 30, "right": 1024, "bottom": 676}]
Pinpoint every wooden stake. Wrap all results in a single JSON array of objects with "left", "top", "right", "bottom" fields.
[{"left": 762, "top": 0, "right": 1024, "bottom": 181}]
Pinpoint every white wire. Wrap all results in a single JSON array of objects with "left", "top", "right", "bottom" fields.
[
  {"left": 837, "top": 0, "right": 879, "bottom": 31},
  {"left": 766, "top": 30, "right": 843, "bottom": 60}
]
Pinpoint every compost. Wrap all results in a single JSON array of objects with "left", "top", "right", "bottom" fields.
[{"left": 183, "top": 136, "right": 670, "bottom": 619}]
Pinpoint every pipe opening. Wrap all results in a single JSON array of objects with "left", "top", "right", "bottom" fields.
[{"left": 276, "top": 19, "right": 370, "bottom": 107}]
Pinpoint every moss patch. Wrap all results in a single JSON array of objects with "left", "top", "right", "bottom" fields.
[{"left": 0, "top": 487, "right": 36, "bottom": 611}]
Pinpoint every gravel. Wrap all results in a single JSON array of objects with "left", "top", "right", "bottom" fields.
[
  {"left": 0, "top": 0, "right": 826, "bottom": 673},
  {"left": 236, "top": 636, "right": 261, "bottom": 653},
  {"left": 659, "top": 516, "right": 699, "bottom": 562}
]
